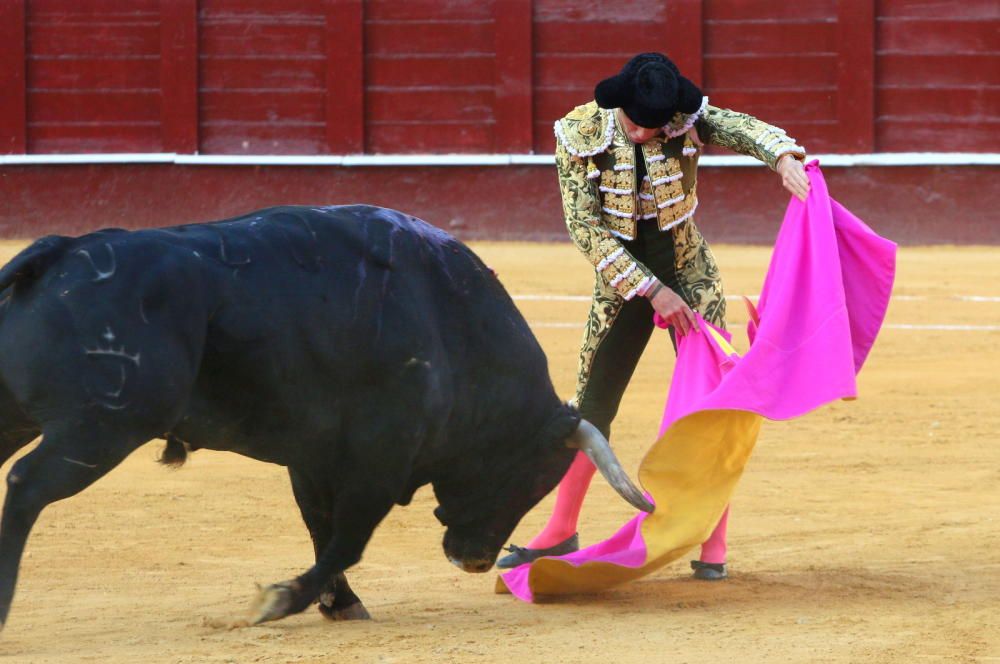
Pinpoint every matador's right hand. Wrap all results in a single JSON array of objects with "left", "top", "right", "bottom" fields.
[{"left": 646, "top": 280, "right": 700, "bottom": 336}]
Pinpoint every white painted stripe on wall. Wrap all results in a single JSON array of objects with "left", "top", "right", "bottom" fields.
[{"left": 1, "top": 152, "right": 998, "bottom": 167}]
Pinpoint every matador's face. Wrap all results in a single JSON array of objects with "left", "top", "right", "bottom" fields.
[{"left": 617, "top": 108, "right": 662, "bottom": 144}]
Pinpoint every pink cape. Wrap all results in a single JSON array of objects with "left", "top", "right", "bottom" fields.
[{"left": 498, "top": 162, "right": 896, "bottom": 601}]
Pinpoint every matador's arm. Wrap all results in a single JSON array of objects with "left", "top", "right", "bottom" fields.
[
  {"left": 697, "top": 105, "right": 806, "bottom": 169},
  {"left": 556, "top": 142, "right": 653, "bottom": 300}
]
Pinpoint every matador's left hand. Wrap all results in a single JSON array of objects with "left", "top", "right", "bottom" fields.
[{"left": 777, "top": 154, "right": 810, "bottom": 201}]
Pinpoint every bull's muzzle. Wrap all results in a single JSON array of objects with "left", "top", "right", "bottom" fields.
[{"left": 566, "top": 419, "right": 655, "bottom": 513}]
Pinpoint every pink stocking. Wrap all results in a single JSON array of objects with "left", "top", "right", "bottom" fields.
[
  {"left": 526, "top": 451, "right": 596, "bottom": 549},
  {"left": 698, "top": 505, "right": 730, "bottom": 564}
]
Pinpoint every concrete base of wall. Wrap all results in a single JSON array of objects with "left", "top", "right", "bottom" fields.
[{"left": 0, "top": 164, "right": 995, "bottom": 244}]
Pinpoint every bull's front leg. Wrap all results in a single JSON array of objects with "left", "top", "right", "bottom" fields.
[
  {"left": 287, "top": 468, "right": 370, "bottom": 621},
  {"left": 250, "top": 482, "right": 395, "bottom": 625}
]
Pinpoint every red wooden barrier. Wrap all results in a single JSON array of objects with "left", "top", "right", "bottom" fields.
[
  {"left": 4, "top": 0, "right": 996, "bottom": 156},
  {"left": 160, "top": 0, "right": 199, "bottom": 153},
  {"left": 326, "top": 0, "right": 364, "bottom": 153},
  {"left": 836, "top": 0, "right": 874, "bottom": 153},
  {"left": 0, "top": 0, "right": 26, "bottom": 154},
  {"left": 493, "top": 0, "right": 532, "bottom": 153}
]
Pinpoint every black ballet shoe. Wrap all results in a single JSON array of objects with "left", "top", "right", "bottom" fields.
[
  {"left": 496, "top": 533, "right": 579, "bottom": 569},
  {"left": 690, "top": 560, "right": 728, "bottom": 580}
]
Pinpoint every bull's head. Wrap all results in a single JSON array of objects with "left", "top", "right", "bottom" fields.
[{"left": 435, "top": 413, "right": 653, "bottom": 573}]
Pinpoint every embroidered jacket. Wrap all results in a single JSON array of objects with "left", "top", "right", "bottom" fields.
[{"left": 555, "top": 97, "right": 806, "bottom": 300}]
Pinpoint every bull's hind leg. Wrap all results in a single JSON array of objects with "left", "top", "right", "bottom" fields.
[
  {"left": 288, "top": 468, "right": 369, "bottom": 621},
  {"left": 0, "top": 422, "right": 142, "bottom": 629}
]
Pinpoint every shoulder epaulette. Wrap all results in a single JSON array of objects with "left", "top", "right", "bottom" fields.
[{"left": 554, "top": 101, "right": 614, "bottom": 157}]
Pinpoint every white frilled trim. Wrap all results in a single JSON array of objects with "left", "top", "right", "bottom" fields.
[
  {"left": 660, "top": 199, "right": 700, "bottom": 231},
  {"left": 773, "top": 145, "right": 806, "bottom": 161},
  {"left": 762, "top": 135, "right": 785, "bottom": 151},
  {"left": 639, "top": 192, "right": 654, "bottom": 201},
  {"left": 634, "top": 275, "right": 655, "bottom": 298},
  {"left": 597, "top": 246, "right": 625, "bottom": 271},
  {"left": 613, "top": 163, "right": 634, "bottom": 171},
  {"left": 609, "top": 228, "right": 634, "bottom": 241},
  {"left": 602, "top": 207, "right": 633, "bottom": 219},
  {"left": 599, "top": 185, "right": 633, "bottom": 195},
  {"left": 640, "top": 211, "right": 658, "bottom": 220},
  {"left": 553, "top": 108, "right": 615, "bottom": 158},
  {"left": 610, "top": 262, "right": 638, "bottom": 288},
  {"left": 755, "top": 127, "right": 787, "bottom": 146},
  {"left": 650, "top": 172, "right": 683, "bottom": 186},
  {"left": 587, "top": 169, "right": 600, "bottom": 180},
  {"left": 647, "top": 154, "right": 665, "bottom": 163},
  {"left": 664, "top": 96, "right": 709, "bottom": 138},
  {"left": 682, "top": 146, "right": 697, "bottom": 157},
  {"left": 657, "top": 193, "right": 685, "bottom": 209},
  {"left": 625, "top": 275, "right": 654, "bottom": 301}
]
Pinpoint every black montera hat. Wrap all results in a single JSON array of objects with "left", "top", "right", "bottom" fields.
[{"left": 594, "top": 53, "right": 704, "bottom": 129}]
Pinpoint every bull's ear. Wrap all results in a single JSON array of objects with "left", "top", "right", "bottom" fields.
[{"left": 565, "top": 420, "right": 654, "bottom": 513}]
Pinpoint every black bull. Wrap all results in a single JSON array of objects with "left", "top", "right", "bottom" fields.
[{"left": 0, "top": 205, "right": 650, "bottom": 627}]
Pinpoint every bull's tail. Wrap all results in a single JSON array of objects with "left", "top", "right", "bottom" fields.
[{"left": 0, "top": 235, "right": 74, "bottom": 293}]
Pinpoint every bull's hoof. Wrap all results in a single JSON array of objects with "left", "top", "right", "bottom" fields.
[
  {"left": 319, "top": 600, "right": 371, "bottom": 621},
  {"left": 249, "top": 581, "right": 300, "bottom": 625}
]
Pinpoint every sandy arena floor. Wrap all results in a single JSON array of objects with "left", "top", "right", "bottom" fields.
[{"left": 0, "top": 239, "right": 996, "bottom": 663}]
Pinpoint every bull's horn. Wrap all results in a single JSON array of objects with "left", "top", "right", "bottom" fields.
[{"left": 567, "top": 419, "right": 654, "bottom": 513}]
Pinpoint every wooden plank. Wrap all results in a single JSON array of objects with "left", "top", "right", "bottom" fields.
[
  {"left": 200, "top": 0, "right": 324, "bottom": 14},
  {"left": 704, "top": 54, "right": 836, "bottom": 88},
  {"left": 704, "top": 0, "right": 836, "bottom": 21},
  {"left": 532, "top": 90, "right": 592, "bottom": 123},
  {"left": 877, "top": 18, "right": 998, "bottom": 53},
  {"left": 365, "top": 0, "right": 492, "bottom": 21},
  {"left": 199, "top": 21, "right": 325, "bottom": 57},
  {"left": 534, "top": 21, "right": 666, "bottom": 54},
  {"left": 200, "top": 124, "right": 327, "bottom": 155},
  {"left": 29, "top": 58, "right": 160, "bottom": 89},
  {"left": 27, "top": 123, "right": 162, "bottom": 154},
  {"left": 705, "top": 19, "right": 836, "bottom": 55},
  {"left": 160, "top": 0, "right": 198, "bottom": 154},
  {"left": 29, "top": 91, "right": 161, "bottom": 123},
  {"left": 876, "top": 119, "right": 999, "bottom": 152},
  {"left": 31, "top": 0, "right": 157, "bottom": 14},
  {"left": 836, "top": 0, "right": 874, "bottom": 152},
  {"left": 534, "top": 0, "right": 664, "bottom": 22},
  {"left": 368, "top": 89, "right": 495, "bottom": 123},
  {"left": 201, "top": 90, "right": 326, "bottom": 123},
  {"left": 493, "top": 0, "right": 531, "bottom": 152},
  {"left": 26, "top": 22, "right": 160, "bottom": 56},
  {"left": 877, "top": 0, "right": 997, "bottom": 19},
  {"left": 699, "top": 88, "right": 837, "bottom": 121},
  {"left": 367, "top": 54, "right": 493, "bottom": 88},
  {"left": 200, "top": 58, "right": 325, "bottom": 90},
  {"left": 877, "top": 86, "right": 999, "bottom": 121},
  {"left": 365, "top": 20, "right": 493, "bottom": 55},
  {"left": 879, "top": 53, "right": 1000, "bottom": 87},
  {"left": 535, "top": 54, "right": 642, "bottom": 88},
  {"left": 0, "top": 0, "right": 26, "bottom": 153},
  {"left": 366, "top": 122, "right": 494, "bottom": 153},
  {"left": 325, "top": 0, "right": 364, "bottom": 153},
  {"left": 665, "top": 0, "right": 703, "bottom": 84}
]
